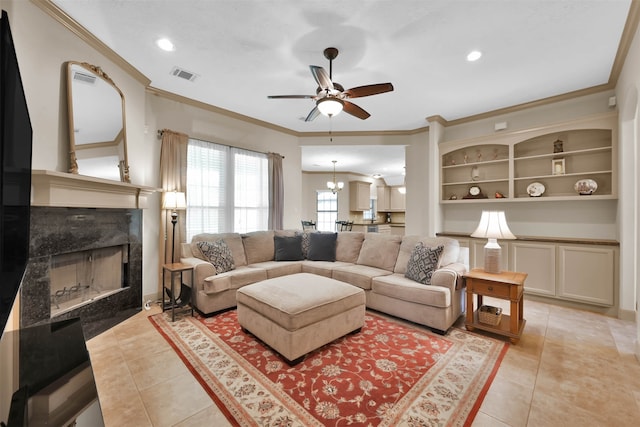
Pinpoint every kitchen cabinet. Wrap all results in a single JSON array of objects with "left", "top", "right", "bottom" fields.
[
  {"left": 389, "top": 187, "right": 406, "bottom": 211},
  {"left": 376, "top": 186, "right": 390, "bottom": 211},
  {"left": 377, "top": 185, "right": 405, "bottom": 211},
  {"left": 349, "top": 181, "right": 371, "bottom": 211}
]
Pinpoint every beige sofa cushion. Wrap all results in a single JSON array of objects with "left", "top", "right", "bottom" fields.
[
  {"left": 247, "top": 261, "right": 303, "bottom": 278},
  {"left": 191, "top": 233, "right": 247, "bottom": 267},
  {"left": 203, "top": 266, "right": 267, "bottom": 294},
  {"left": 394, "top": 236, "right": 460, "bottom": 274},
  {"left": 332, "top": 264, "right": 393, "bottom": 290},
  {"left": 336, "top": 232, "right": 365, "bottom": 263},
  {"left": 372, "top": 273, "right": 451, "bottom": 308},
  {"left": 242, "top": 230, "right": 275, "bottom": 264},
  {"left": 356, "top": 234, "right": 402, "bottom": 271},
  {"left": 301, "top": 260, "right": 354, "bottom": 278}
]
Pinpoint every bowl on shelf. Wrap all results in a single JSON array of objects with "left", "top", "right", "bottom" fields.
[{"left": 574, "top": 179, "right": 598, "bottom": 195}]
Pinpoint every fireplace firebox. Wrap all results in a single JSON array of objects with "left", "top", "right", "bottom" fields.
[{"left": 21, "top": 207, "right": 142, "bottom": 338}]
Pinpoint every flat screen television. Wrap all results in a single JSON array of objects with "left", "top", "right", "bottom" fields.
[{"left": 0, "top": 10, "right": 33, "bottom": 338}]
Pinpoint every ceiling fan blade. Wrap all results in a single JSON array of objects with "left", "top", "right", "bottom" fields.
[
  {"left": 343, "top": 101, "right": 370, "bottom": 120},
  {"left": 305, "top": 106, "right": 320, "bottom": 122},
  {"left": 344, "top": 83, "right": 394, "bottom": 98},
  {"left": 310, "top": 65, "right": 334, "bottom": 91},
  {"left": 267, "top": 95, "right": 315, "bottom": 99}
]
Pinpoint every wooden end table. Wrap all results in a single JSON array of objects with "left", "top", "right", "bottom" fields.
[
  {"left": 162, "top": 262, "right": 194, "bottom": 321},
  {"left": 464, "top": 268, "right": 527, "bottom": 344}
]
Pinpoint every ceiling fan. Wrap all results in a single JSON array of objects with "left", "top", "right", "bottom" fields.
[{"left": 268, "top": 47, "right": 394, "bottom": 121}]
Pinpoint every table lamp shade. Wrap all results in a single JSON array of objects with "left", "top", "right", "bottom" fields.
[{"left": 471, "top": 211, "right": 516, "bottom": 273}]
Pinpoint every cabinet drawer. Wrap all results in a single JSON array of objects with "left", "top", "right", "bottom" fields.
[{"left": 470, "top": 280, "right": 511, "bottom": 298}]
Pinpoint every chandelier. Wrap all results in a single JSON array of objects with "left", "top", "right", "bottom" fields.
[{"left": 327, "top": 160, "right": 344, "bottom": 193}]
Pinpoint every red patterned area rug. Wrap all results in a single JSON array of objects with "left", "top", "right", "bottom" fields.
[{"left": 149, "top": 310, "right": 508, "bottom": 427}]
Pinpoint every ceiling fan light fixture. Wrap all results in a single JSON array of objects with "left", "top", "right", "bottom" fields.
[{"left": 317, "top": 97, "right": 344, "bottom": 117}]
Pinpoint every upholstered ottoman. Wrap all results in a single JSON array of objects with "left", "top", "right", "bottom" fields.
[{"left": 236, "top": 272, "right": 365, "bottom": 364}]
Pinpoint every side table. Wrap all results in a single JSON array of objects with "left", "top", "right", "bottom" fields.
[
  {"left": 464, "top": 268, "right": 527, "bottom": 344},
  {"left": 162, "top": 262, "right": 195, "bottom": 321}
]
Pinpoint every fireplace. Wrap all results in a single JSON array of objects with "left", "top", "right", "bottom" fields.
[
  {"left": 49, "top": 244, "right": 129, "bottom": 317},
  {"left": 22, "top": 170, "right": 156, "bottom": 338},
  {"left": 21, "top": 206, "right": 143, "bottom": 338}
]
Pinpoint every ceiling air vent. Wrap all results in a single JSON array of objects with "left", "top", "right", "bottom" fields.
[
  {"left": 170, "top": 66, "right": 198, "bottom": 82},
  {"left": 73, "top": 71, "right": 97, "bottom": 85}
]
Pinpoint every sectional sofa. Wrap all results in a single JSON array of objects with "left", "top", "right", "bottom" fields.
[{"left": 180, "top": 230, "right": 469, "bottom": 333}]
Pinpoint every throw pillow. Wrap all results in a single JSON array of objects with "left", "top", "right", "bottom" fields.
[
  {"left": 307, "top": 232, "right": 337, "bottom": 261},
  {"left": 274, "top": 235, "right": 304, "bottom": 261},
  {"left": 405, "top": 243, "right": 444, "bottom": 285},
  {"left": 295, "top": 230, "right": 313, "bottom": 259},
  {"left": 196, "top": 240, "right": 235, "bottom": 274}
]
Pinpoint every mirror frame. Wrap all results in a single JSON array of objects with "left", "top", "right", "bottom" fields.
[{"left": 66, "top": 61, "right": 130, "bottom": 183}]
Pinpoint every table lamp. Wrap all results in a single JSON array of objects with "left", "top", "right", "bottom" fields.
[{"left": 470, "top": 211, "right": 516, "bottom": 274}]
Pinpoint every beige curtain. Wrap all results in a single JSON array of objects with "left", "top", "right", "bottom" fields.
[
  {"left": 268, "top": 152, "right": 284, "bottom": 230},
  {"left": 159, "top": 129, "right": 188, "bottom": 265}
]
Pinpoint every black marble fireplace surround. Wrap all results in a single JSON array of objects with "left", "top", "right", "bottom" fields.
[{"left": 21, "top": 207, "right": 142, "bottom": 339}]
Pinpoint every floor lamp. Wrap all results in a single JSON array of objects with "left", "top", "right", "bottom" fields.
[
  {"left": 162, "top": 191, "right": 186, "bottom": 263},
  {"left": 470, "top": 211, "right": 516, "bottom": 274}
]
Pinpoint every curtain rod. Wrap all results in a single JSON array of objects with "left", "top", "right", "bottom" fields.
[{"left": 157, "top": 129, "right": 284, "bottom": 158}]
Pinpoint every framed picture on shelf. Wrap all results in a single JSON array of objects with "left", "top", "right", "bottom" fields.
[{"left": 552, "top": 158, "right": 565, "bottom": 175}]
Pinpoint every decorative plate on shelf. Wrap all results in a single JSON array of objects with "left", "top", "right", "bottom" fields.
[
  {"left": 574, "top": 179, "right": 598, "bottom": 195},
  {"left": 527, "top": 182, "right": 545, "bottom": 197}
]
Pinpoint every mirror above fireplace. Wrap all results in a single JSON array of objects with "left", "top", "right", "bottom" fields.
[{"left": 66, "top": 61, "right": 130, "bottom": 182}]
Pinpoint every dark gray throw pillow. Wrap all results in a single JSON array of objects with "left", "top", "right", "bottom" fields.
[
  {"left": 405, "top": 243, "right": 444, "bottom": 285},
  {"left": 307, "top": 232, "right": 337, "bottom": 261},
  {"left": 274, "top": 235, "right": 304, "bottom": 261}
]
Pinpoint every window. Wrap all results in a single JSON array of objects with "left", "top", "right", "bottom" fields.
[
  {"left": 186, "top": 138, "right": 268, "bottom": 239},
  {"left": 363, "top": 199, "right": 375, "bottom": 221},
  {"left": 316, "top": 190, "right": 338, "bottom": 231}
]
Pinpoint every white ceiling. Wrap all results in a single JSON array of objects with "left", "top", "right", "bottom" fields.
[{"left": 51, "top": 0, "right": 632, "bottom": 177}]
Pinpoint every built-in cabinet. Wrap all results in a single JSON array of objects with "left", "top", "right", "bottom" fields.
[
  {"left": 349, "top": 181, "right": 371, "bottom": 211},
  {"left": 440, "top": 112, "right": 617, "bottom": 202},
  {"left": 376, "top": 185, "right": 405, "bottom": 211},
  {"left": 445, "top": 234, "right": 618, "bottom": 308}
]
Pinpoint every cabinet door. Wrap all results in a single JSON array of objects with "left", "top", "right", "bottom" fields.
[
  {"left": 377, "top": 186, "right": 390, "bottom": 211},
  {"left": 558, "top": 245, "right": 615, "bottom": 306},
  {"left": 389, "top": 187, "right": 406, "bottom": 211},
  {"left": 471, "top": 239, "right": 508, "bottom": 271},
  {"left": 349, "top": 181, "right": 371, "bottom": 211},
  {"left": 511, "top": 242, "right": 556, "bottom": 297}
]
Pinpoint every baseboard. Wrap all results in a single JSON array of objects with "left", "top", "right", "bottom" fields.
[{"left": 618, "top": 308, "right": 637, "bottom": 322}]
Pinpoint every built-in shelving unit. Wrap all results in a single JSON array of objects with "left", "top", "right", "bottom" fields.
[{"left": 440, "top": 112, "right": 617, "bottom": 203}]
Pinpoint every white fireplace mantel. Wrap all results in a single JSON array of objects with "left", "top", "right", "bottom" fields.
[{"left": 31, "top": 170, "right": 159, "bottom": 209}]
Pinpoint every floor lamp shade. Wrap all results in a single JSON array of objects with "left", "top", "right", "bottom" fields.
[
  {"left": 162, "top": 191, "right": 187, "bottom": 211},
  {"left": 470, "top": 211, "right": 516, "bottom": 274}
]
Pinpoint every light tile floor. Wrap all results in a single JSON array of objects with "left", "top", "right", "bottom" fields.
[{"left": 87, "top": 297, "right": 640, "bottom": 426}]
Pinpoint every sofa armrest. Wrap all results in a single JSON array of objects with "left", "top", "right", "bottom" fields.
[
  {"left": 180, "top": 257, "right": 216, "bottom": 290},
  {"left": 431, "top": 262, "right": 468, "bottom": 290}
]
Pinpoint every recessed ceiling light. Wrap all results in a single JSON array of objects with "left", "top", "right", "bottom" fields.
[
  {"left": 467, "top": 50, "right": 482, "bottom": 62},
  {"left": 156, "top": 38, "right": 175, "bottom": 52}
]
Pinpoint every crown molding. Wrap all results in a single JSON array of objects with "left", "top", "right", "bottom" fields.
[
  {"left": 31, "top": 0, "right": 150, "bottom": 86},
  {"left": 34, "top": 0, "right": 640, "bottom": 134}
]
